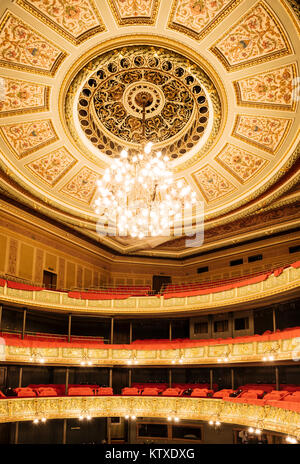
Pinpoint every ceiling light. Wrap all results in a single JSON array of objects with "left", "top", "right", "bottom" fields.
[{"left": 94, "top": 94, "right": 197, "bottom": 239}]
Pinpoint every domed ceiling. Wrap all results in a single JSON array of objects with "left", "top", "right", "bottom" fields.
[{"left": 0, "top": 0, "right": 299, "bottom": 257}]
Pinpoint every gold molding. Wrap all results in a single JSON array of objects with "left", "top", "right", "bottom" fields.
[
  {"left": 25, "top": 146, "right": 78, "bottom": 187},
  {"left": 210, "top": 1, "right": 293, "bottom": 72},
  {"left": 0, "top": 397, "right": 299, "bottom": 438},
  {"left": 167, "top": 0, "right": 242, "bottom": 41},
  {"left": 0, "top": 78, "right": 50, "bottom": 118},
  {"left": 15, "top": 0, "right": 106, "bottom": 45},
  {"left": 233, "top": 63, "right": 298, "bottom": 112},
  {"left": 0, "top": 11, "right": 67, "bottom": 77},
  {"left": 108, "top": 0, "right": 160, "bottom": 26},
  {"left": 2, "top": 332, "right": 299, "bottom": 366},
  {"left": 215, "top": 143, "right": 269, "bottom": 185},
  {"left": 0, "top": 266, "right": 299, "bottom": 315},
  {"left": 232, "top": 114, "right": 293, "bottom": 155},
  {"left": 0, "top": 119, "right": 59, "bottom": 159}
]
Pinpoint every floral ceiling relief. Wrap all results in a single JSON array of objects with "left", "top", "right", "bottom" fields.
[
  {"left": 211, "top": 2, "right": 291, "bottom": 70},
  {"left": 216, "top": 144, "right": 267, "bottom": 184},
  {"left": 0, "top": 77, "right": 49, "bottom": 117},
  {"left": 0, "top": 120, "right": 58, "bottom": 158},
  {"left": 26, "top": 148, "right": 76, "bottom": 186},
  {"left": 233, "top": 115, "right": 292, "bottom": 154},
  {"left": 193, "top": 165, "right": 235, "bottom": 202},
  {"left": 109, "top": 0, "right": 159, "bottom": 25},
  {"left": 0, "top": 12, "right": 66, "bottom": 75},
  {"left": 16, "top": 0, "right": 105, "bottom": 44},
  {"left": 169, "top": 0, "right": 241, "bottom": 39},
  {"left": 61, "top": 167, "right": 98, "bottom": 203},
  {"left": 234, "top": 64, "right": 297, "bottom": 110}
]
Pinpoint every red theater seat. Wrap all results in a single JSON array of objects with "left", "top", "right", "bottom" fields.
[
  {"left": 213, "top": 389, "right": 235, "bottom": 399},
  {"left": 121, "top": 387, "right": 140, "bottom": 396},
  {"left": 35, "top": 387, "right": 58, "bottom": 397},
  {"left": 141, "top": 388, "right": 159, "bottom": 396},
  {"left": 68, "top": 387, "right": 94, "bottom": 396},
  {"left": 162, "top": 388, "right": 180, "bottom": 397},
  {"left": 15, "top": 387, "right": 36, "bottom": 398},
  {"left": 191, "top": 389, "right": 213, "bottom": 398},
  {"left": 96, "top": 387, "right": 113, "bottom": 396},
  {"left": 0, "top": 390, "right": 6, "bottom": 399}
]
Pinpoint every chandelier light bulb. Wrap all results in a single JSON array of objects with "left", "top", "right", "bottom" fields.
[{"left": 94, "top": 141, "right": 198, "bottom": 239}]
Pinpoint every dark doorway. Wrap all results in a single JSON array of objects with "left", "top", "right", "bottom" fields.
[
  {"left": 43, "top": 270, "right": 57, "bottom": 290},
  {"left": 152, "top": 275, "right": 172, "bottom": 293}
]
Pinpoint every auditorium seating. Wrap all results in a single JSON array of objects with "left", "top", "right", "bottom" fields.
[
  {"left": 2, "top": 384, "right": 300, "bottom": 413},
  {"left": 1, "top": 261, "right": 298, "bottom": 301},
  {"left": 14, "top": 387, "right": 36, "bottom": 398},
  {"left": 141, "top": 388, "right": 159, "bottom": 396},
  {"left": 34, "top": 387, "right": 58, "bottom": 397},
  {"left": 162, "top": 388, "right": 180, "bottom": 396},
  {"left": 96, "top": 387, "right": 113, "bottom": 396},
  {"left": 121, "top": 387, "right": 140, "bottom": 396},
  {"left": 213, "top": 389, "right": 235, "bottom": 399},
  {"left": 68, "top": 386, "right": 96, "bottom": 396},
  {"left": 190, "top": 388, "right": 214, "bottom": 398}
]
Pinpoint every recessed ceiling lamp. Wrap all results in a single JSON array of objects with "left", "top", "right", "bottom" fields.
[{"left": 94, "top": 92, "right": 197, "bottom": 239}]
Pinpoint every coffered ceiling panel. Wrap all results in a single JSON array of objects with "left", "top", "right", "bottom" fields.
[{"left": 0, "top": 0, "right": 298, "bottom": 258}]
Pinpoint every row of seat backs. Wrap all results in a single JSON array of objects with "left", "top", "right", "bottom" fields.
[{"left": 2, "top": 385, "right": 113, "bottom": 398}]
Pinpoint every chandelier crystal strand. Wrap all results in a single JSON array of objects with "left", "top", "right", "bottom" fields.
[{"left": 94, "top": 143, "right": 197, "bottom": 238}]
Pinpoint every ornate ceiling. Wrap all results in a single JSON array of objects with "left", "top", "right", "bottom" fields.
[{"left": 0, "top": 0, "right": 299, "bottom": 258}]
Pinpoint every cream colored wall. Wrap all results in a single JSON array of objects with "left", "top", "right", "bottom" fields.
[
  {"left": 0, "top": 223, "right": 111, "bottom": 289},
  {"left": 0, "top": 210, "right": 299, "bottom": 289}
]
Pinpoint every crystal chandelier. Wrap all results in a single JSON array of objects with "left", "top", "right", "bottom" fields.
[{"left": 93, "top": 92, "right": 197, "bottom": 239}]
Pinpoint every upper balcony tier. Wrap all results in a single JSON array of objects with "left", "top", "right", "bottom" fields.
[{"left": 0, "top": 261, "right": 299, "bottom": 315}]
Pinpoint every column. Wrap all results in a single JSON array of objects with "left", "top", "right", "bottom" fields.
[
  {"left": 18, "top": 367, "right": 22, "bottom": 388},
  {"left": 65, "top": 368, "right": 69, "bottom": 395},
  {"left": 169, "top": 321, "right": 172, "bottom": 341},
  {"left": 22, "top": 309, "right": 26, "bottom": 340},
  {"left": 109, "top": 368, "right": 112, "bottom": 388},
  {"left": 209, "top": 369, "right": 213, "bottom": 390},
  {"left": 129, "top": 369, "right": 132, "bottom": 387},
  {"left": 275, "top": 367, "right": 279, "bottom": 391},
  {"left": 14, "top": 422, "right": 19, "bottom": 445},
  {"left": 68, "top": 314, "right": 72, "bottom": 343},
  {"left": 110, "top": 318, "right": 114, "bottom": 344},
  {"left": 0, "top": 305, "right": 2, "bottom": 331},
  {"left": 107, "top": 418, "right": 111, "bottom": 444},
  {"left": 129, "top": 321, "right": 133, "bottom": 344},
  {"left": 62, "top": 419, "right": 67, "bottom": 444},
  {"left": 231, "top": 368, "right": 234, "bottom": 390},
  {"left": 169, "top": 368, "right": 172, "bottom": 388},
  {"left": 272, "top": 306, "right": 277, "bottom": 333}
]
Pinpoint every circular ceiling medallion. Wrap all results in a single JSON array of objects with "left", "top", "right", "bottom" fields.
[
  {"left": 123, "top": 82, "right": 164, "bottom": 120},
  {"left": 65, "top": 44, "right": 221, "bottom": 163}
]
